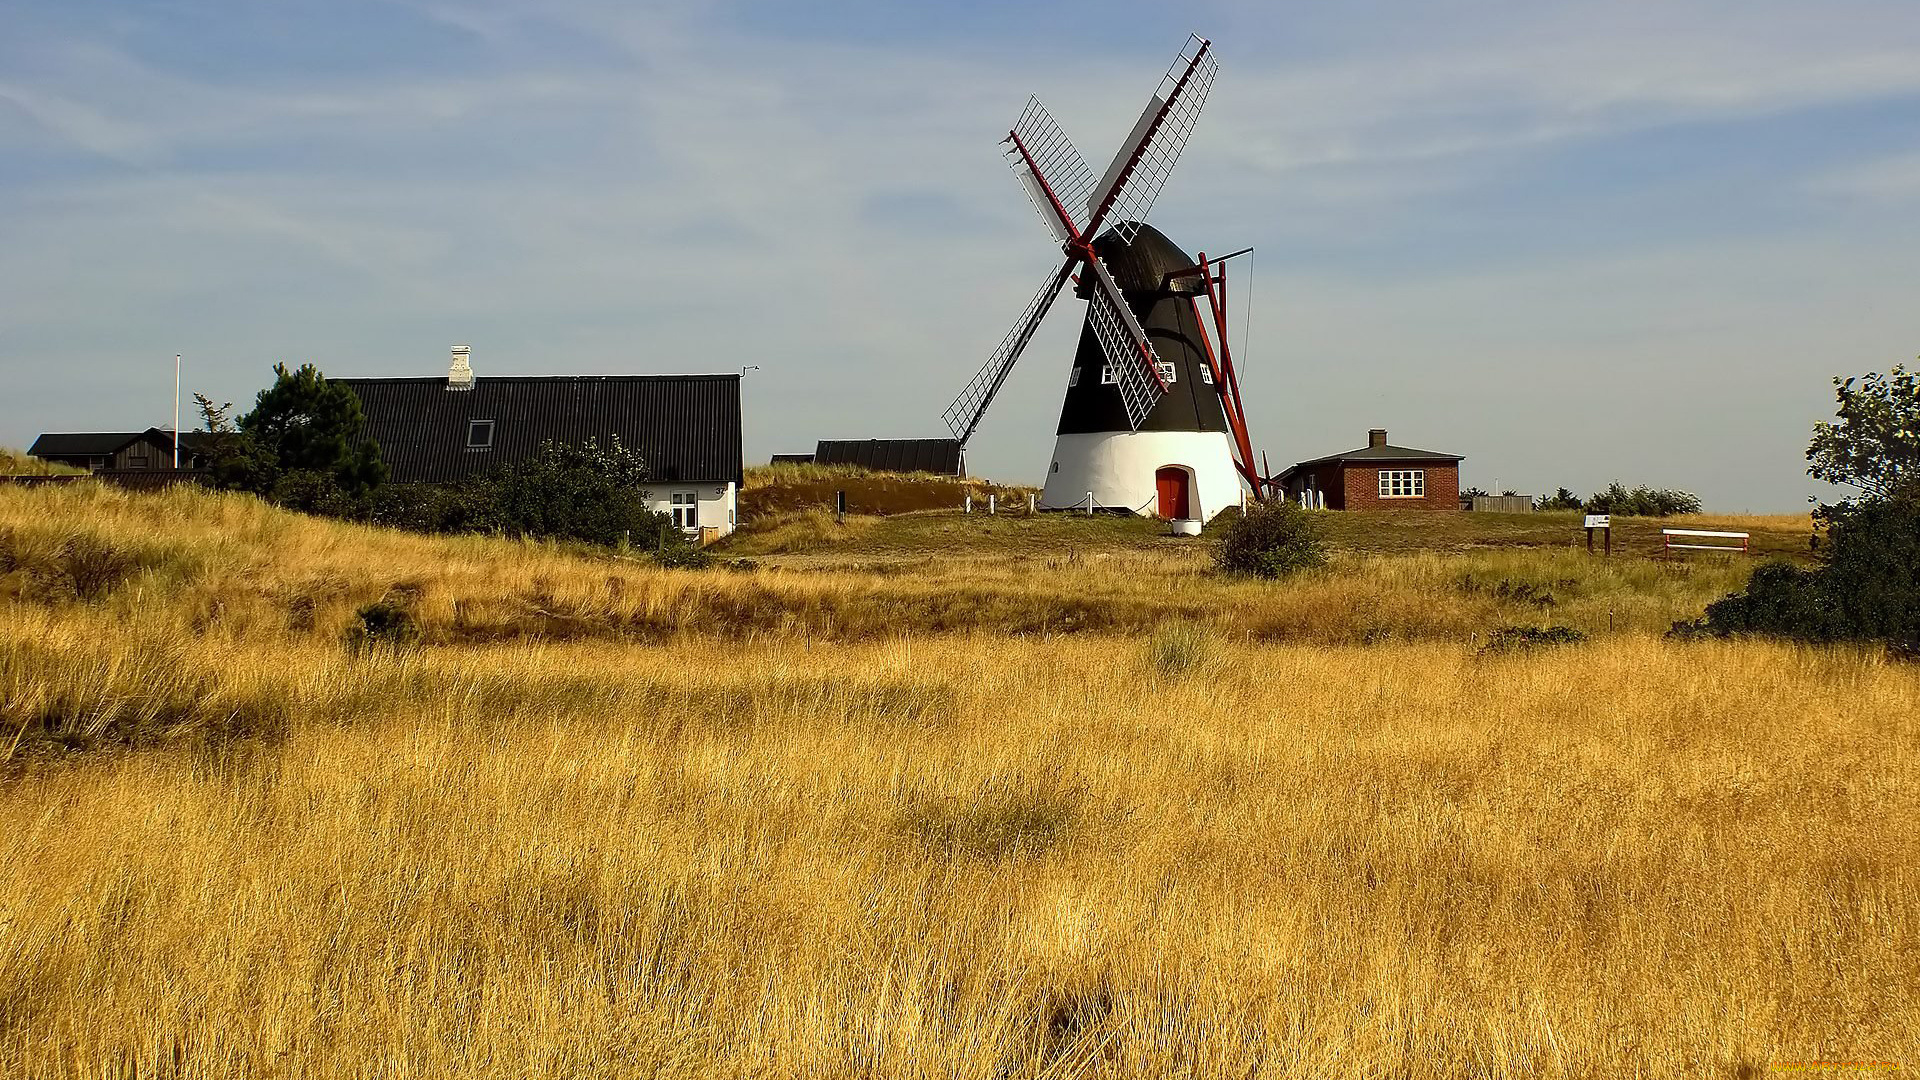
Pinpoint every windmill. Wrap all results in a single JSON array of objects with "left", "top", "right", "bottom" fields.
[{"left": 942, "top": 34, "right": 1265, "bottom": 523}]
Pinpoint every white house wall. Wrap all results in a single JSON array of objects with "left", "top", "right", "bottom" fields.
[
  {"left": 1039, "top": 430, "right": 1243, "bottom": 522},
  {"left": 645, "top": 481, "right": 737, "bottom": 537}
]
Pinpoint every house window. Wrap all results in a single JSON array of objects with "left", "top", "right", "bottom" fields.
[
  {"left": 467, "top": 420, "right": 495, "bottom": 449},
  {"left": 1099, "top": 365, "right": 1116, "bottom": 385},
  {"left": 1067, "top": 367, "right": 1081, "bottom": 388},
  {"left": 1378, "top": 469, "right": 1426, "bottom": 498},
  {"left": 670, "top": 492, "right": 698, "bottom": 529},
  {"left": 1155, "top": 361, "right": 1176, "bottom": 384},
  {"left": 127, "top": 452, "right": 149, "bottom": 470}
]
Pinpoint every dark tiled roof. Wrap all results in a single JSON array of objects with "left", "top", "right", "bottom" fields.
[
  {"left": 29, "top": 431, "right": 145, "bottom": 457},
  {"left": 814, "top": 439, "right": 963, "bottom": 475},
  {"left": 28, "top": 428, "right": 213, "bottom": 459},
  {"left": 1289, "top": 443, "right": 1464, "bottom": 469},
  {"left": 334, "top": 375, "right": 742, "bottom": 485}
]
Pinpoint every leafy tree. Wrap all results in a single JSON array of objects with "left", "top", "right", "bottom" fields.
[
  {"left": 1807, "top": 363, "right": 1920, "bottom": 503},
  {"left": 470, "top": 437, "right": 685, "bottom": 550},
  {"left": 237, "top": 363, "right": 386, "bottom": 496},
  {"left": 1213, "top": 499, "right": 1328, "bottom": 580},
  {"left": 1536, "top": 487, "right": 1583, "bottom": 512},
  {"left": 192, "top": 392, "right": 278, "bottom": 493}
]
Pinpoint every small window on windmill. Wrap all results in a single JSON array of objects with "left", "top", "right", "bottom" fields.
[
  {"left": 1200, "top": 365, "right": 1214, "bottom": 385},
  {"left": 1067, "top": 367, "right": 1081, "bottom": 388},
  {"left": 1099, "top": 365, "right": 1116, "bottom": 385},
  {"left": 467, "top": 419, "right": 495, "bottom": 450},
  {"left": 1156, "top": 361, "right": 1176, "bottom": 384}
]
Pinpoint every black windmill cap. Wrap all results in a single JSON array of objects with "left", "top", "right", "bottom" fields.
[{"left": 1075, "top": 222, "right": 1208, "bottom": 299}]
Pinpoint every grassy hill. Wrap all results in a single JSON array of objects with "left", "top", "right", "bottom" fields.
[{"left": 0, "top": 479, "right": 1912, "bottom": 1076}]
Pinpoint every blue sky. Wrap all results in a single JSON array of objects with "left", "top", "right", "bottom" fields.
[{"left": 3, "top": 1, "right": 1918, "bottom": 510}]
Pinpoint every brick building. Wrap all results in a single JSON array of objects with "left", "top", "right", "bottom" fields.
[{"left": 1277, "top": 429, "right": 1463, "bottom": 511}]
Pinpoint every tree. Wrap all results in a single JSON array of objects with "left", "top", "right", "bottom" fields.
[
  {"left": 1536, "top": 488, "right": 1583, "bottom": 512},
  {"left": 192, "top": 392, "right": 278, "bottom": 493},
  {"left": 1807, "top": 363, "right": 1920, "bottom": 503},
  {"left": 237, "top": 363, "right": 386, "bottom": 496},
  {"left": 471, "top": 437, "right": 683, "bottom": 549}
]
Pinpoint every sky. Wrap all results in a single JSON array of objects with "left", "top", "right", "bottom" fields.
[{"left": 3, "top": 0, "right": 1918, "bottom": 511}]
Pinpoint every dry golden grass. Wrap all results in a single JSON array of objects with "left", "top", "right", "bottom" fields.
[
  {"left": 0, "top": 448, "right": 82, "bottom": 476},
  {"left": 1, "top": 483, "right": 1914, "bottom": 1077},
  {"left": 1, "top": 631, "right": 1916, "bottom": 1077}
]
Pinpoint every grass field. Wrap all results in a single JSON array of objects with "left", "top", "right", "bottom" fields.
[{"left": 0, "top": 479, "right": 1912, "bottom": 1078}]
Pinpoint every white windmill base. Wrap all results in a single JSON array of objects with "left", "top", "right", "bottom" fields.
[{"left": 1039, "top": 430, "right": 1243, "bottom": 523}]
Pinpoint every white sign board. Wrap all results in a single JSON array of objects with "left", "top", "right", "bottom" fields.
[{"left": 1584, "top": 514, "right": 1611, "bottom": 529}]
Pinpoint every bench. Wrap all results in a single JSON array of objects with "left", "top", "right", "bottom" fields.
[{"left": 1662, "top": 528, "right": 1749, "bottom": 554}]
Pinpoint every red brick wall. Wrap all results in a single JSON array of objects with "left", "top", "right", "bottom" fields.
[{"left": 1341, "top": 463, "right": 1460, "bottom": 511}]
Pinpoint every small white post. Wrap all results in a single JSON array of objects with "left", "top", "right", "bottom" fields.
[
  {"left": 1240, "top": 490, "right": 1248, "bottom": 517},
  {"left": 1085, "top": 491, "right": 1094, "bottom": 515},
  {"left": 1028, "top": 493, "right": 1036, "bottom": 514},
  {"left": 988, "top": 493, "right": 996, "bottom": 515},
  {"left": 964, "top": 494, "right": 972, "bottom": 514}
]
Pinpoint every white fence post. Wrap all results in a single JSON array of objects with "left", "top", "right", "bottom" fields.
[
  {"left": 1028, "top": 493, "right": 1036, "bottom": 514},
  {"left": 988, "top": 493, "right": 996, "bottom": 515},
  {"left": 964, "top": 494, "right": 972, "bottom": 514},
  {"left": 1085, "top": 491, "right": 1094, "bottom": 515}
]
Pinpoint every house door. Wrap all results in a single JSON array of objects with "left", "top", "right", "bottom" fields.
[{"left": 1155, "top": 466, "right": 1190, "bottom": 519}]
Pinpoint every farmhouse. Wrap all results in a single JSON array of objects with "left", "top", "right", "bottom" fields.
[
  {"left": 1277, "top": 428, "right": 1463, "bottom": 511},
  {"left": 334, "top": 348, "right": 744, "bottom": 538},
  {"left": 28, "top": 428, "right": 209, "bottom": 473}
]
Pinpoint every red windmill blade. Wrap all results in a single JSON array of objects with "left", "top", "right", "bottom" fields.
[{"left": 942, "top": 34, "right": 1217, "bottom": 448}]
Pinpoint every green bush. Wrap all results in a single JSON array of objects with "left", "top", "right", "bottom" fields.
[
  {"left": 1583, "top": 481, "right": 1701, "bottom": 517},
  {"left": 1213, "top": 500, "right": 1328, "bottom": 580},
  {"left": 345, "top": 598, "right": 421, "bottom": 652},
  {"left": 1481, "top": 625, "right": 1589, "bottom": 653},
  {"left": 1680, "top": 497, "right": 1919, "bottom": 652},
  {"left": 1536, "top": 487, "right": 1584, "bottom": 512}
]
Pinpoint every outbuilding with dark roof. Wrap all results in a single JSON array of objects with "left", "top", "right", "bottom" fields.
[
  {"left": 1277, "top": 429, "right": 1464, "bottom": 511},
  {"left": 28, "top": 428, "right": 210, "bottom": 473},
  {"left": 334, "top": 350, "right": 744, "bottom": 537}
]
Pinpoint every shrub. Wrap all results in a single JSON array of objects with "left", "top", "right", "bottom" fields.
[
  {"left": 1536, "top": 488, "right": 1584, "bottom": 512},
  {"left": 1583, "top": 482, "right": 1702, "bottom": 517},
  {"left": 346, "top": 598, "right": 421, "bottom": 652},
  {"left": 1213, "top": 500, "right": 1328, "bottom": 580},
  {"left": 1684, "top": 497, "right": 1919, "bottom": 651},
  {"left": 1147, "top": 623, "right": 1213, "bottom": 678},
  {"left": 1481, "top": 625, "right": 1588, "bottom": 653},
  {"left": 467, "top": 439, "right": 681, "bottom": 549}
]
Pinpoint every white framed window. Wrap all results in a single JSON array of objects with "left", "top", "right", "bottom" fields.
[
  {"left": 1155, "top": 361, "right": 1176, "bottom": 384},
  {"left": 670, "top": 492, "right": 698, "bottom": 529},
  {"left": 1068, "top": 367, "right": 1081, "bottom": 388},
  {"left": 467, "top": 419, "right": 495, "bottom": 449},
  {"left": 1378, "top": 469, "right": 1426, "bottom": 498},
  {"left": 1099, "top": 365, "right": 1116, "bottom": 385},
  {"left": 1200, "top": 365, "right": 1214, "bottom": 385}
]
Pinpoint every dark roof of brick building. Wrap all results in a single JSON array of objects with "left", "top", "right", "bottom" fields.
[{"left": 333, "top": 374, "right": 742, "bottom": 485}]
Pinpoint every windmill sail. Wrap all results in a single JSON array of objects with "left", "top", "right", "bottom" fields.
[
  {"left": 1083, "top": 255, "right": 1168, "bottom": 430},
  {"left": 942, "top": 261, "right": 1077, "bottom": 444},
  {"left": 1085, "top": 35, "right": 1217, "bottom": 246},
  {"left": 1007, "top": 98, "right": 1097, "bottom": 241}
]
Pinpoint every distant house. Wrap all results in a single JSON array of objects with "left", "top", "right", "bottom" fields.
[
  {"left": 813, "top": 438, "right": 964, "bottom": 476},
  {"left": 1277, "top": 428, "right": 1463, "bottom": 511},
  {"left": 333, "top": 347, "right": 744, "bottom": 538},
  {"left": 28, "top": 428, "right": 209, "bottom": 473}
]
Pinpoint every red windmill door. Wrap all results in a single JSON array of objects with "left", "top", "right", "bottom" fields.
[{"left": 1155, "top": 467, "right": 1190, "bottom": 520}]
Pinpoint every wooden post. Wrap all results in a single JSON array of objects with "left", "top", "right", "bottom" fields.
[{"left": 836, "top": 490, "right": 846, "bottom": 524}]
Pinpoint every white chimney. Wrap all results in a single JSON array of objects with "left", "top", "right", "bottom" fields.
[{"left": 448, "top": 345, "right": 473, "bottom": 389}]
